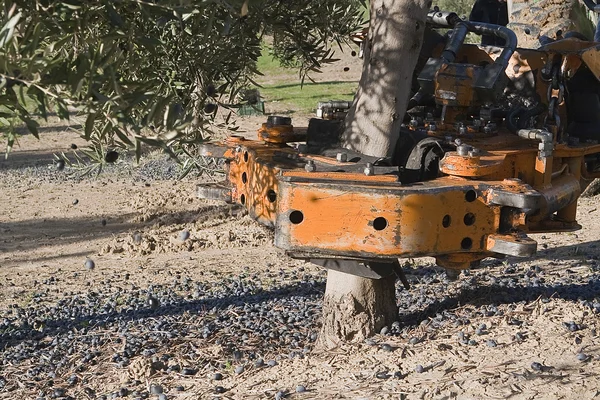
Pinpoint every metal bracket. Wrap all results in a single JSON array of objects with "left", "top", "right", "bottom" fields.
[
  {"left": 310, "top": 259, "right": 396, "bottom": 279},
  {"left": 487, "top": 233, "right": 537, "bottom": 257}
]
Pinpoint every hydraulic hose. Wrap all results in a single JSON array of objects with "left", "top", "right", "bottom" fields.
[
  {"left": 464, "top": 21, "right": 518, "bottom": 66},
  {"left": 442, "top": 22, "right": 470, "bottom": 63}
]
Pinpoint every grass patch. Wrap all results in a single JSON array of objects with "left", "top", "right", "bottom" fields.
[
  {"left": 255, "top": 43, "right": 294, "bottom": 78},
  {"left": 258, "top": 81, "right": 357, "bottom": 114},
  {"left": 252, "top": 39, "right": 359, "bottom": 114}
]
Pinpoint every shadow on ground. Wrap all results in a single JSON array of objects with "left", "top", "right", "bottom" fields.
[
  {"left": 2, "top": 266, "right": 599, "bottom": 350},
  {"left": 0, "top": 280, "right": 326, "bottom": 350},
  {"left": 0, "top": 208, "right": 208, "bottom": 255}
]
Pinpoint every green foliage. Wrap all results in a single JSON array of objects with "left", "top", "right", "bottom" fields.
[
  {"left": 432, "top": 0, "right": 479, "bottom": 43},
  {"left": 0, "top": 0, "right": 365, "bottom": 161},
  {"left": 266, "top": 1, "right": 365, "bottom": 81},
  {"left": 433, "top": 0, "right": 474, "bottom": 20}
]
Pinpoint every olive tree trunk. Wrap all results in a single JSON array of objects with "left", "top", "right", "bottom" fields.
[
  {"left": 342, "top": 0, "right": 431, "bottom": 156},
  {"left": 318, "top": 0, "right": 430, "bottom": 348}
]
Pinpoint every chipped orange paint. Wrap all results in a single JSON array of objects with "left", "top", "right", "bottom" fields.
[{"left": 276, "top": 178, "right": 500, "bottom": 259}]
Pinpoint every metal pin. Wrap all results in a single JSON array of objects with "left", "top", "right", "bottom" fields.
[{"left": 304, "top": 160, "right": 316, "bottom": 172}]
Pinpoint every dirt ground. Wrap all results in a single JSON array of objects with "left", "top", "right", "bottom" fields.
[
  {"left": 2, "top": 40, "right": 600, "bottom": 398},
  {"left": 1, "top": 112, "right": 600, "bottom": 400}
]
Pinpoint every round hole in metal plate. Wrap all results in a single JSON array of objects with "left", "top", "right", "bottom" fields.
[
  {"left": 240, "top": 194, "right": 246, "bottom": 205},
  {"left": 242, "top": 172, "right": 248, "bottom": 184},
  {"left": 465, "top": 190, "right": 477, "bottom": 202},
  {"left": 267, "top": 189, "right": 277, "bottom": 203},
  {"left": 373, "top": 217, "right": 388, "bottom": 231},
  {"left": 461, "top": 237, "right": 473, "bottom": 250},
  {"left": 442, "top": 214, "right": 451, "bottom": 228},
  {"left": 243, "top": 151, "right": 249, "bottom": 163},
  {"left": 463, "top": 212, "right": 476, "bottom": 226},
  {"left": 289, "top": 210, "right": 304, "bottom": 224}
]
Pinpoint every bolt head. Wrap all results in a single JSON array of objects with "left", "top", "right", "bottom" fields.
[
  {"left": 304, "top": 160, "right": 316, "bottom": 172},
  {"left": 336, "top": 153, "right": 348, "bottom": 162},
  {"left": 364, "top": 162, "right": 374, "bottom": 176}
]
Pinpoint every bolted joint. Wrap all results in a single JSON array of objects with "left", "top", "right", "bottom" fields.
[
  {"left": 336, "top": 152, "right": 348, "bottom": 162},
  {"left": 483, "top": 122, "right": 497, "bottom": 135},
  {"left": 304, "top": 160, "right": 316, "bottom": 172},
  {"left": 364, "top": 162, "right": 374, "bottom": 176},
  {"left": 457, "top": 144, "right": 471, "bottom": 156},
  {"left": 468, "top": 147, "right": 482, "bottom": 157}
]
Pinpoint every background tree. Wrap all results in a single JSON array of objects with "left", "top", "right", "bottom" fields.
[{"left": 0, "top": 0, "right": 363, "bottom": 164}]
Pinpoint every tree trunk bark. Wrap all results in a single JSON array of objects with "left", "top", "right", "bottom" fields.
[
  {"left": 318, "top": 269, "right": 397, "bottom": 348},
  {"left": 318, "top": 0, "right": 430, "bottom": 348},
  {"left": 342, "top": 0, "right": 431, "bottom": 156}
]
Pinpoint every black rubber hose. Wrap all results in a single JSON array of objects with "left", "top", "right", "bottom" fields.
[
  {"left": 574, "top": 0, "right": 600, "bottom": 41},
  {"left": 442, "top": 22, "right": 470, "bottom": 63},
  {"left": 465, "top": 21, "right": 518, "bottom": 66},
  {"left": 581, "top": 0, "right": 597, "bottom": 12},
  {"left": 506, "top": 107, "right": 524, "bottom": 133},
  {"left": 518, "top": 103, "right": 546, "bottom": 128}
]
